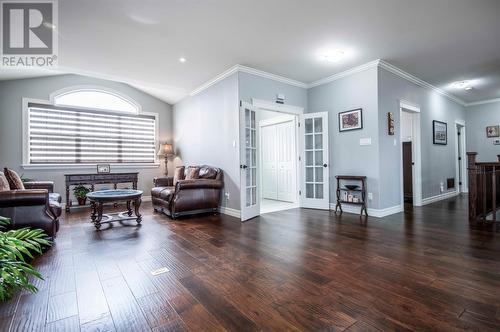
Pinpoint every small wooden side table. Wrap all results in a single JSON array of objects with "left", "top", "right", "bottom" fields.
[{"left": 334, "top": 176, "right": 368, "bottom": 217}]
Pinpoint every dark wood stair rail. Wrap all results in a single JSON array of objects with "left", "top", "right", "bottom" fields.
[{"left": 467, "top": 152, "right": 500, "bottom": 225}]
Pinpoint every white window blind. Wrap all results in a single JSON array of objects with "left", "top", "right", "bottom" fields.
[{"left": 28, "top": 103, "right": 156, "bottom": 164}]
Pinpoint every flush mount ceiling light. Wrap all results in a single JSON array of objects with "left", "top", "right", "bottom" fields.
[
  {"left": 179, "top": 57, "right": 187, "bottom": 63},
  {"left": 319, "top": 49, "right": 347, "bottom": 63},
  {"left": 452, "top": 80, "right": 472, "bottom": 90}
]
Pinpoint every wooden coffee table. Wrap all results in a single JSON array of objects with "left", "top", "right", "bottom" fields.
[{"left": 86, "top": 189, "right": 143, "bottom": 230}]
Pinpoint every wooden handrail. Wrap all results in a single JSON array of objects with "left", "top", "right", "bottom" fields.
[{"left": 468, "top": 152, "right": 500, "bottom": 226}]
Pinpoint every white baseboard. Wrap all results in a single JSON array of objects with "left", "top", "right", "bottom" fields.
[
  {"left": 218, "top": 206, "right": 241, "bottom": 219},
  {"left": 329, "top": 203, "right": 404, "bottom": 218},
  {"left": 421, "top": 190, "right": 459, "bottom": 206}
]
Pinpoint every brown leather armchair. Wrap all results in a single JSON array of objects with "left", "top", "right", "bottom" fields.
[
  {"left": 0, "top": 181, "right": 61, "bottom": 238},
  {"left": 151, "top": 165, "right": 224, "bottom": 219}
]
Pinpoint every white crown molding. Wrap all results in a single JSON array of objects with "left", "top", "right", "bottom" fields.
[
  {"left": 187, "top": 60, "right": 470, "bottom": 107},
  {"left": 307, "top": 59, "right": 381, "bottom": 88},
  {"left": 377, "top": 60, "right": 467, "bottom": 106},
  {"left": 465, "top": 97, "right": 500, "bottom": 107},
  {"left": 189, "top": 64, "right": 308, "bottom": 97}
]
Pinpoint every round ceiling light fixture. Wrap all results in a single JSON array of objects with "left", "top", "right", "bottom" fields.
[
  {"left": 319, "top": 49, "right": 347, "bottom": 63},
  {"left": 179, "top": 57, "right": 187, "bottom": 63},
  {"left": 452, "top": 80, "right": 472, "bottom": 90}
]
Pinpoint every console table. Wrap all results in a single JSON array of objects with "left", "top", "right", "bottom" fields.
[
  {"left": 334, "top": 175, "right": 368, "bottom": 217},
  {"left": 65, "top": 172, "right": 138, "bottom": 212}
]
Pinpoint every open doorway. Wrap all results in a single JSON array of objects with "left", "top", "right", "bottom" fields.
[
  {"left": 400, "top": 101, "right": 422, "bottom": 210},
  {"left": 455, "top": 121, "right": 467, "bottom": 193},
  {"left": 259, "top": 110, "right": 298, "bottom": 214}
]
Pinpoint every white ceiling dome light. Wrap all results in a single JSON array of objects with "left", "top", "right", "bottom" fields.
[
  {"left": 319, "top": 49, "right": 348, "bottom": 63},
  {"left": 452, "top": 80, "right": 473, "bottom": 90}
]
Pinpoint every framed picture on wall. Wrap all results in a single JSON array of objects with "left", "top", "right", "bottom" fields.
[
  {"left": 486, "top": 125, "right": 500, "bottom": 138},
  {"left": 433, "top": 120, "right": 447, "bottom": 145},
  {"left": 339, "top": 108, "right": 363, "bottom": 132}
]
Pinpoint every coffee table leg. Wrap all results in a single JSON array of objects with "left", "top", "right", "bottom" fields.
[
  {"left": 90, "top": 201, "right": 96, "bottom": 223},
  {"left": 134, "top": 198, "right": 142, "bottom": 224},
  {"left": 126, "top": 200, "right": 133, "bottom": 217},
  {"left": 95, "top": 202, "right": 104, "bottom": 230}
]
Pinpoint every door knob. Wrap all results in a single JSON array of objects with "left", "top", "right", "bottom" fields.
[
  {"left": 323, "top": 163, "right": 328, "bottom": 168},
  {"left": 240, "top": 165, "right": 248, "bottom": 169}
]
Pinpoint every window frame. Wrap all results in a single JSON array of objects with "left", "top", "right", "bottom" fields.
[{"left": 21, "top": 89, "right": 160, "bottom": 170}]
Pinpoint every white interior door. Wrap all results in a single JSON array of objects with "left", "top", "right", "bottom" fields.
[
  {"left": 261, "top": 125, "right": 277, "bottom": 200},
  {"left": 276, "top": 120, "right": 295, "bottom": 202},
  {"left": 240, "top": 102, "right": 260, "bottom": 221},
  {"left": 300, "top": 112, "right": 330, "bottom": 209}
]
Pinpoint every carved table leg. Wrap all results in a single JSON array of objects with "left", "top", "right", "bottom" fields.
[
  {"left": 134, "top": 198, "right": 142, "bottom": 224},
  {"left": 90, "top": 201, "right": 97, "bottom": 223},
  {"left": 95, "top": 202, "right": 104, "bottom": 230},
  {"left": 126, "top": 200, "right": 133, "bottom": 217}
]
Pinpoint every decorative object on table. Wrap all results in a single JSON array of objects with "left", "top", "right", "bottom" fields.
[
  {"left": 432, "top": 120, "right": 448, "bottom": 145},
  {"left": 494, "top": 139, "right": 500, "bottom": 145},
  {"left": 335, "top": 175, "right": 368, "bottom": 217},
  {"left": 97, "top": 164, "right": 110, "bottom": 174},
  {"left": 86, "top": 189, "right": 143, "bottom": 230},
  {"left": 0, "top": 216, "right": 51, "bottom": 301},
  {"left": 387, "top": 112, "right": 395, "bottom": 135},
  {"left": 486, "top": 125, "right": 500, "bottom": 138},
  {"left": 73, "top": 185, "right": 91, "bottom": 206},
  {"left": 339, "top": 108, "right": 363, "bottom": 132},
  {"left": 65, "top": 172, "right": 138, "bottom": 212},
  {"left": 157, "top": 143, "right": 175, "bottom": 176}
]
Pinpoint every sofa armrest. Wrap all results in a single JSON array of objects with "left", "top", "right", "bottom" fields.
[
  {"left": 0, "top": 190, "right": 49, "bottom": 208},
  {"left": 24, "top": 181, "right": 54, "bottom": 193},
  {"left": 176, "top": 179, "right": 223, "bottom": 190},
  {"left": 154, "top": 177, "right": 173, "bottom": 187}
]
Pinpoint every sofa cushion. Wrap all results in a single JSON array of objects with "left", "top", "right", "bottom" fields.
[
  {"left": 199, "top": 166, "right": 218, "bottom": 179},
  {"left": 3, "top": 168, "right": 25, "bottom": 190},
  {"left": 173, "top": 166, "right": 185, "bottom": 185},
  {"left": 0, "top": 172, "right": 9, "bottom": 191},
  {"left": 185, "top": 166, "right": 200, "bottom": 180}
]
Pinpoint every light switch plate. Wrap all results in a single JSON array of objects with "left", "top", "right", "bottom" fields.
[{"left": 360, "top": 137, "right": 372, "bottom": 146}]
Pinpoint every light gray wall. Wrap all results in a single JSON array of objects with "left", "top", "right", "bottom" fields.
[
  {"left": 466, "top": 101, "right": 500, "bottom": 162},
  {"left": 0, "top": 74, "right": 173, "bottom": 202},
  {"left": 173, "top": 73, "right": 240, "bottom": 210},
  {"left": 238, "top": 72, "right": 307, "bottom": 108},
  {"left": 307, "top": 68, "right": 381, "bottom": 209},
  {"left": 378, "top": 67, "right": 466, "bottom": 208}
]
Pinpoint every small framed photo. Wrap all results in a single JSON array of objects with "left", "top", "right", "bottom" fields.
[
  {"left": 97, "top": 164, "right": 110, "bottom": 174},
  {"left": 486, "top": 125, "right": 500, "bottom": 138},
  {"left": 433, "top": 120, "right": 447, "bottom": 145},
  {"left": 339, "top": 108, "right": 363, "bottom": 132},
  {"left": 387, "top": 112, "right": 395, "bottom": 136}
]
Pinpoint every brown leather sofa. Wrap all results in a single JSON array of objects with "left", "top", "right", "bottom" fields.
[
  {"left": 151, "top": 165, "right": 223, "bottom": 219},
  {"left": 0, "top": 181, "right": 61, "bottom": 238}
]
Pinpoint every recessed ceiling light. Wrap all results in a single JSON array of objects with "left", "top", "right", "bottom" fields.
[
  {"left": 319, "top": 49, "right": 347, "bottom": 63},
  {"left": 452, "top": 80, "right": 472, "bottom": 90},
  {"left": 179, "top": 57, "right": 187, "bottom": 63}
]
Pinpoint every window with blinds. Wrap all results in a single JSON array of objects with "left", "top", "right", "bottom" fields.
[{"left": 28, "top": 103, "right": 156, "bottom": 164}]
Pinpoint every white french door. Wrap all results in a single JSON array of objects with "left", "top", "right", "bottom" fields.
[
  {"left": 240, "top": 102, "right": 260, "bottom": 221},
  {"left": 300, "top": 112, "right": 330, "bottom": 209}
]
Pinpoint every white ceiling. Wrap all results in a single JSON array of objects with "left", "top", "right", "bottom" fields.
[{"left": 1, "top": 0, "right": 499, "bottom": 105}]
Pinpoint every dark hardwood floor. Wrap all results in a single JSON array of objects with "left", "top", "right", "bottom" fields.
[{"left": 1, "top": 195, "right": 500, "bottom": 331}]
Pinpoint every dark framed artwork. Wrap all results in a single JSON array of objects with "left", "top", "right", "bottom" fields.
[
  {"left": 433, "top": 120, "right": 447, "bottom": 145},
  {"left": 97, "top": 164, "right": 110, "bottom": 174},
  {"left": 339, "top": 108, "right": 363, "bottom": 132},
  {"left": 486, "top": 125, "right": 500, "bottom": 138},
  {"left": 387, "top": 112, "right": 395, "bottom": 135}
]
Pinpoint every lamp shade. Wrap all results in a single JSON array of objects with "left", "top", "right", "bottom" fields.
[{"left": 158, "top": 143, "right": 174, "bottom": 156}]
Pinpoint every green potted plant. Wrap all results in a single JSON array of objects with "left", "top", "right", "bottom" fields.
[
  {"left": 73, "top": 185, "right": 91, "bottom": 205},
  {"left": 0, "top": 216, "right": 51, "bottom": 301}
]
